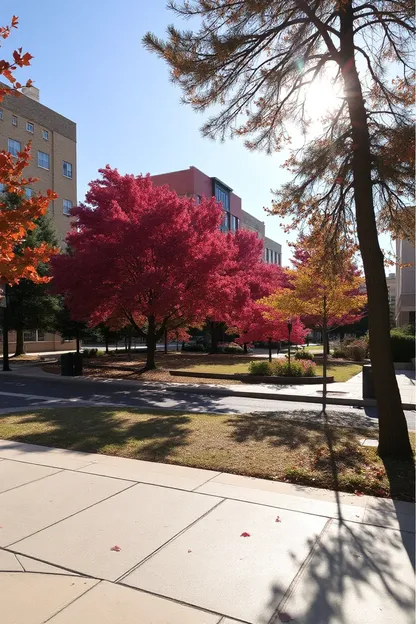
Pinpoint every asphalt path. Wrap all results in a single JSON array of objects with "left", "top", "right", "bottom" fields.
[{"left": 0, "top": 372, "right": 414, "bottom": 431}]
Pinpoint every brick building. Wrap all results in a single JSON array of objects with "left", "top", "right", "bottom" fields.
[
  {"left": 151, "top": 166, "right": 282, "bottom": 265},
  {"left": 0, "top": 85, "right": 77, "bottom": 353}
]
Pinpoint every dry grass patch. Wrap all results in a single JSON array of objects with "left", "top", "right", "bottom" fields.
[{"left": 0, "top": 407, "right": 413, "bottom": 501}]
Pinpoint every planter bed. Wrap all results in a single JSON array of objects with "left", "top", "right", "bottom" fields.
[{"left": 170, "top": 370, "right": 334, "bottom": 384}]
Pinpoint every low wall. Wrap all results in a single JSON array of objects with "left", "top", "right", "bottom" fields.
[{"left": 169, "top": 370, "right": 334, "bottom": 385}]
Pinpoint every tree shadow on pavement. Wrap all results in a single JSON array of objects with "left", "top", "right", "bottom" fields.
[
  {"left": 0, "top": 408, "right": 192, "bottom": 462},
  {"left": 260, "top": 408, "right": 415, "bottom": 624}
]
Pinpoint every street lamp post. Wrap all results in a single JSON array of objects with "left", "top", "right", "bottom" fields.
[{"left": 287, "top": 320, "right": 292, "bottom": 372}]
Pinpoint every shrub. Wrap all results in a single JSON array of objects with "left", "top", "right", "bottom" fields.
[
  {"left": 390, "top": 330, "right": 415, "bottom": 362},
  {"left": 248, "top": 360, "right": 272, "bottom": 376},
  {"left": 272, "top": 359, "right": 317, "bottom": 377},
  {"left": 223, "top": 342, "right": 245, "bottom": 354},
  {"left": 345, "top": 340, "right": 367, "bottom": 362},
  {"left": 332, "top": 348, "right": 347, "bottom": 359},
  {"left": 294, "top": 350, "right": 315, "bottom": 361},
  {"left": 182, "top": 343, "right": 206, "bottom": 352},
  {"left": 82, "top": 348, "right": 98, "bottom": 358}
]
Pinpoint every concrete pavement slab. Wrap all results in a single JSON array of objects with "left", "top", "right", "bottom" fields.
[
  {"left": 47, "top": 580, "right": 222, "bottom": 624},
  {"left": 1, "top": 572, "right": 98, "bottom": 624},
  {"left": 0, "top": 458, "right": 60, "bottom": 493},
  {"left": 15, "top": 554, "right": 80, "bottom": 575},
  {"left": 0, "top": 470, "right": 131, "bottom": 546},
  {"left": 13, "top": 483, "right": 222, "bottom": 581},
  {"left": 79, "top": 455, "right": 220, "bottom": 491},
  {"left": 0, "top": 439, "right": 99, "bottom": 470},
  {"left": 0, "top": 548, "right": 23, "bottom": 571},
  {"left": 124, "top": 498, "right": 328, "bottom": 624},
  {"left": 362, "top": 497, "right": 415, "bottom": 533},
  {"left": 276, "top": 519, "right": 415, "bottom": 624},
  {"left": 197, "top": 480, "right": 366, "bottom": 523}
]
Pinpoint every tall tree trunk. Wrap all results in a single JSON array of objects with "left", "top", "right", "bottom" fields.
[
  {"left": 268, "top": 337, "right": 272, "bottom": 363},
  {"left": 243, "top": 342, "right": 248, "bottom": 354},
  {"left": 210, "top": 321, "right": 219, "bottom": 354},
  {"left": 164, "top": 330, "right": 168, "bottom": 354},
  {"left": 105, "top": 333, "right": 109, "bottom": 354},
  {"left": 340, "top": 4, "right": 411, "bottom": 458},
  {"left": 145, "top": 315, "right": 157, "bottom": 370},
  {"left": 322, "top": 295, "right": 328, "bottom": 413},
  {"left": 76, "top": 329, "right": 80, "bottom": 354},
  {"left": 2, "top": 290, "right": 11, "bottom": 371},
  {"left": 14, "top": 327, "right": 25, "bottom": 356}
]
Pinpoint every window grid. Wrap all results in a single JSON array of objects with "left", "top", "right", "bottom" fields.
[
  {"left": 26, "top": 121, "right": 34, "bottom": 133},
  {"left": 12, "top": 115, "right": 17, "bottom": 126},
  {"left": 42, "top": 129, "right": 49, "bottom": 140},
  {"left": 38, "top": 151, "right": 50, "bottom": 169},
  {"left": 8, "top": 138, "right": 21, "bottom": 157},
  {"left": 63, "top": 199, "right": 73, "bottom": 215},
  {"left": 63, "top": 161, "right": 73, "bottom": 178}
]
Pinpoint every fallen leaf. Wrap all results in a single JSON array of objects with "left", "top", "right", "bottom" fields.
[
  {"left": 275, "top": 516, "right": 282, "bottom": 523},
  {"left": 279, "top": 613, "right": 294, "bottom": 622},
  {"left": 354, "top": 490, "right": 364, "bottom": 497},
  {"left": 110, "top": 545, "right": 121, "bottom": 552},
  {"left": 240, "top": 532, "right": 250, "bottom": 537},
  {"left": 187, "top": 549, "right": 192, "bottom": 553}
]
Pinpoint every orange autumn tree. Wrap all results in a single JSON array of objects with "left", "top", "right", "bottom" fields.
[
  {"left": 0, "top": 15, "right": 57, "bottom": 286},
  {"left": 262, "top": 235, "right": 366, "bottom": 409}
]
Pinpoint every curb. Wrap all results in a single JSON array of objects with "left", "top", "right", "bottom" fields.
[{"left": 3, "top": 368, "right": 415, "bottom": 411}]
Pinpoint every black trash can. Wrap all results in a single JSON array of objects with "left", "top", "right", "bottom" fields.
[
  {"left": 61, "top": 352, "right": 74, "bottom": 376},
  {"left": 362, "top": 364, "right": 375, "bottom": 399},
  {"left": 73, "top": 352, "right": 83, "bottom": 376}
]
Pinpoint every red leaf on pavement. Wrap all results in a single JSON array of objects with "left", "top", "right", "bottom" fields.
[
  {"left": 187, "top": 549, "right": 192, "bottom": 553},
  {"left": 275, "top": 516, "right": 282, "bottom": 523},
  {"left": 110, "top": 545, "right": 121, "bottom": 552},
  {"left": 354, "top": 490, "right": 364, "bottom": 497},
  {"left": 279, "top": 613, "right": 294, "bottom": 622},
  {"left": 240, "top": 532, "right": 251, "bottom": 537}
]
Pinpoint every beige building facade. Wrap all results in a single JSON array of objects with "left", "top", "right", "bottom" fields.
[
  {"left": 396, "top": 237, "right": 415, "bottom": 329},
  {"left": 0, "top": 85, "right": 77, "bottom": 353}
]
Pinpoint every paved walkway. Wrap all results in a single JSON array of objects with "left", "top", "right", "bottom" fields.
[{"left": 0, "top": 441, "right": 414, "bottom": 623}]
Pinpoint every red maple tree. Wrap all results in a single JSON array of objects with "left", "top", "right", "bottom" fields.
[
  {"left": 52, "top": 167, "right": 239, "bottom": 369},
  {"left": 234, "top": 302, "right": 307, "bottom": 349}
]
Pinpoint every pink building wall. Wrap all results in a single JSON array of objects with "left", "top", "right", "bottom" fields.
[{"left": 150, "top": 166, "right": 243, "bottom": 221}]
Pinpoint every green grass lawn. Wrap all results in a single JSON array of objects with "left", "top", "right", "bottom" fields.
[
  {"left": 0, "top": 406, "right": 413, "bottom": 500},
  {"left": 186, "top": 361, "right": 362, "bottom": 382}
]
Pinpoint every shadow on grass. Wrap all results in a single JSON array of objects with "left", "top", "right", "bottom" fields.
[{"left": 0, "top": 408, "right": 192, "bottom": 462}]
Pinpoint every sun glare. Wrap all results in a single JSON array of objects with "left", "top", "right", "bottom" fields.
[{"left": 303, "top": 79, "right": 342, "bottom": 118}]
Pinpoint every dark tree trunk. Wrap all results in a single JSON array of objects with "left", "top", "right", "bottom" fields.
[
  {"left": 243, "top": 342, "right": 248, "bottom": 354},
  {"left": 268, "top": 337, "right": 272, "bottom": 363},
  {"left": 2, "top": 293, "right": 11, "bottom": 371},
  {"left": 76, "top": 329, "right": 80, "bottom": 354},
  {"left": 210, "top": 321, "right": 219, "bottom": 354},
  {"left": 105, "top": 333, "right": 109, "bottom": 354},
  {"left": 340, "top": 4, "right": 411, "bottom": 457},
  {"left": 164, "top": 330, "right": 168, "bottom": 354},
  {"left": 322, "top": 295, "right": 328, "bottom": 413},
  {"left": 145, "top": 316, "right": 157, "bottom": 370},
  {"left": 14, "top": 327, "right": 25, "bottom": 356}
]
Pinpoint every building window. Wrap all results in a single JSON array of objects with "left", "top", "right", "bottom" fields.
[
  {"left": 213, "top": 181, "right": 230, "bottom": 211},
  {"left": 231, "top": 215, "right": 239, "bottom": 232},
  {"left": 220, "top": 211, "right": 231, "bottom": 233},
  {"left": 23, "top": 330, "right": 36, "bottom": 342},
  {"left": 26, "top": 121, "right": 34, "bottom": 133},
  {"left": 0, "top": 109, "right": 3, "bottom": 120},
  {"left": 12, "top": 115, "right": 17, "bottom": 126},
  {"left": 25, "top": 188, "right": 34, "bottom": 199},
  {"left": 8, "top": 138, "right": 21, "bottom": 157},
  {"left": 38, "top": 151, "right": 50, "bottom": 169},
  {"left": 63, "top": 199, "right": 73, "bottom": 215},
  {"left": 42, "top": 129, "right": 49, "bottom": 140},
  {"left": 195, "top": 194, "right": 202, "bottom": 204},
  {"left": 37, "top": 330, "right": 45, "bottom": 342},
  {"left": 63, "top": 161, "right": 73, "bottom": 178},
  {"left": 0, "top": 183, "right": 5, "bottom": 192}
]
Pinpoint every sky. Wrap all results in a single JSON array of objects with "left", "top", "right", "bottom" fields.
[{"left": 2, "top": 0, "right": 394, "bottom": 266}]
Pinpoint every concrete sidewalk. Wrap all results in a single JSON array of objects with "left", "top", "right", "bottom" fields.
[{"left": 0, "top": 440, "right": 414, "bottom": 623}]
